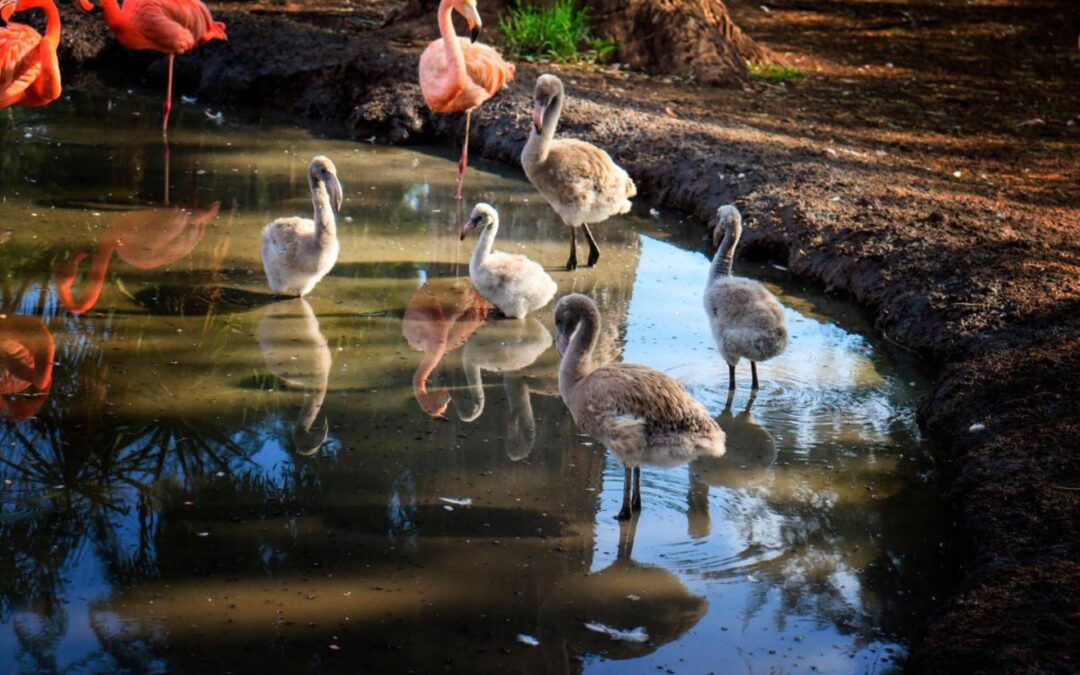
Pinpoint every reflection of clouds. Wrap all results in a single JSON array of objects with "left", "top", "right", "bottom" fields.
[
  {"left": 387, "top": 471, "right": 418, "bottom": 552},
  {"left": 401, "top": 183, "right": 430, "bottom": 212},
  {"left": 623, "top": 235, "right": 917, "bottom": 453},
  {"left": 598, "top": 234, "right": 930, "bottom": 664}
]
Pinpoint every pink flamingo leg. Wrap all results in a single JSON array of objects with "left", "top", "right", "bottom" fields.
[
  {"left": 162, "top": 54, "right": 174, "bottom": 132},
  {"left": 162, "top": 136, "right": 171, "bottom": 206},
  {"left": 455, "top": 110, "right": 471, "bottom": 201}
]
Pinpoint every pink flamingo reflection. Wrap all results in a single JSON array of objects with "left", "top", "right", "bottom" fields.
[
  {"left": 0, "top": 312, "right": 54, "bottom": 420},
  {"left": 402, "top": 278, "right": 491, "bottom": 418},
  {"left": 55, "top": 202, "right": 220, "bottom": 314}
]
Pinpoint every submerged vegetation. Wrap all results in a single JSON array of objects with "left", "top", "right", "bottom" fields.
[{"left": 499, "top": 0, "right": 617, "bottom": 64}]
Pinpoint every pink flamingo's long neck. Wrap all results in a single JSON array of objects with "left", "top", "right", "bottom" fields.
[
  {"left": 98, "top": 0, "right": 126, "bottom": 35},
  {"left": 437, "top": 0, "right": 467, "bottom": 80},
  {"left": 16, "top": 0, "right": 61, "bottom": 47},
  {"left": 25, "top": 321, "right": 54, "bottom": 391},
  {"left": 56, "top": 242, "right": 117, "bottom": 315},
  {"left": 413, "top": 340, "right": 451, "bottom": 416}
]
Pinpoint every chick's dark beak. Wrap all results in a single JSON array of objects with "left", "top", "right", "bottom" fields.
[
  {"left": 460, "top": 216, "right": 480, "bottom": 241},
  {"left": 470, "top": 25, "right": 481, "bottom": 43},
  {"left": 328, "top": 174, "right": 344, "bottom": 211}
]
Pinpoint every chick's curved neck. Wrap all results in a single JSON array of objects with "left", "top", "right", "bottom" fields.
[
  {"left": 710, "top": 219, "right": 742, "bottom": 279},
  {"left": 559, "top": 305, "right": 600, "bottom": 393},
  {"left": 524, "top": 88, "right": 564, "bottom": 165},
  {"left": 310, "top": 177, "right": 336, "bottom": 245},
  {"left": 469, "top": 219, "right": 498, "bottom": 274},
  {"left": 459, "top": 359, "right": 485, "bottom": 421}
]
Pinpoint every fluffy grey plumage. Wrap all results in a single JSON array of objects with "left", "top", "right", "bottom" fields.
[
  {"left": 703, "top": 205, "right": 788, "bottom": 390},
  {"left": 522, "top": 74, "right": 637, "bottom": 270},
  {"left": 555, "top": 293, "right": 725, "bottom": 519},
  {"left": 261, "top": 156, "right": 344, "bottom": 297}
]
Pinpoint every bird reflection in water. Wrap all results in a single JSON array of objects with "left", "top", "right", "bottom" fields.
[
  {"left": 255, "top": 299, "right": 332, "bottom": 456},
  {"left": 402, "top": 277, "right": 491, "bottom": 418},
  {"left": 456, "top": 317, "right": 554, "bottom": 459},
  {"left": 54, "top": 201, "right": 219, "bottom": 314},
  {"left": 0, "top": 309, "right": 54, "bottom": 421},
  {"left": 534, "top": 516, "right": 707, "bottom": 671},
  {"left": 687, "top": 391, "right": 778, "bottom": 538}
]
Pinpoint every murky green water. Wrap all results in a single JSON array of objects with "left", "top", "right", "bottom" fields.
[{"left": 0, "top": 90, "right": 948, "bottom": 673}]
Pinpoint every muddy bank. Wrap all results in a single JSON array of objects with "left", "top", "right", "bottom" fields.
[{"left": 51, "top": 1, "right": 1080, "bottom": 671}]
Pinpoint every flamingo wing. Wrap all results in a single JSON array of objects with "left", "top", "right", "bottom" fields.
[
  {"left": 125, "top": 0, "right": 225, "bottom": 53},
  {"left": 420, "top": 39, "right": 514, "bottom": 112},
  {"left": 418, "top": 39, "right": 459, "bottom": 112},
  {"left": 0, "top": 24, "right": 42, "bottom": 107},
  {"left": 575, "top": 363, "right": 720, "bottom": 456},
  {"left": 462, "top": 41, "right": 515, "bottom": 98}
]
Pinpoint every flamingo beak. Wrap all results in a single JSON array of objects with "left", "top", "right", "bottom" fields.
[
  {"left": 292, "top": 416, "right": 330, "bottom": 457},
  {"left": 459, "top": 215, "right": 480, "bottom": 241},
  {"left": 328, "top": 174, "right": 343, "bottom": 211},
  {"left": 533, "top": 102, "right": 545, "bottom": 134},
  {"left": 461, "top": 3, "right": 482, "bottom": 42},
  {"left": 556, "top": 331, "right": 569, "bottom": 357}
]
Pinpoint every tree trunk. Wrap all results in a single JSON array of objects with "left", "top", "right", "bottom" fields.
[{"left": 589, "top": 0, "right": 773, "bottom": 86}]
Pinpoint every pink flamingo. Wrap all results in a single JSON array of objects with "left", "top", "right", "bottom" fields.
[
  {"left": 419, "top": 0, "right": 514, "bottom": 200},
  {"left": 402, "top": 278, "right": 491, "bottom": 418},
  {"left": 55, "top": 202, "right": 220, "bottom": 314},
  {"left": 0, "top": 0, "right": 64, "bottom": 108},
  {"left": 0, "top": 313, "right": 54, "bottom": 421},
  {"left": 76, "top": 0, "right": 227, "bottom": 131}
]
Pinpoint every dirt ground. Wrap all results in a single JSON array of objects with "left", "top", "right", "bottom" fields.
[{"left": 45, "top": 0, "right": 1080, "bottom": 671}]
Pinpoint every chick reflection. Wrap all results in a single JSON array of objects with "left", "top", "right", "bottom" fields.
[
  {"left": 255, "top": 299, "right": 331, "bottom": 456},
  {"left": 402, "top": 278, "right": 491, "bottom": 418},
  {"left": 502, "top": 375, "right": 538, "bottom": 460},
  {"left": 534, "top": 517, "right": 707, "bottom": 671},
  {"left": 456, "top": 317, "right": 553, "bottom": 459},
  {"left": 55, "top": 201, "right": 219, "bottom": 315},
  {"left": 0, "top": 312, "right": 54, "bottom": 421},
  {"left": 687, "top": 393, "right": 778, "bottom": 538}
]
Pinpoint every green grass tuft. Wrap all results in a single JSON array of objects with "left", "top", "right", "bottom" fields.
[
  {"left": 748, "top": 62, "right": 808, "bottom": 83},
  {"left": 499, "top": 0, "right": 616, "bottom": 64}
]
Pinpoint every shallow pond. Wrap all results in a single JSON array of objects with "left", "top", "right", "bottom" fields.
[{"left": 0, "top": 90, "right": 948, "bottom": 673}]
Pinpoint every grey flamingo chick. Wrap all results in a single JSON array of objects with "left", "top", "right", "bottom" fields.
[
  {"left": 555, "top": 294, "right": 724, "bottom": 520},
  {"left": 261, "top": 156, "right": 344, "bottom": 297},
  {"left": 522, "top": 74, "right": 636, "bottom": 270},
  {"left": 703, "top": 205, "right": 788, "bottom": 391}
]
